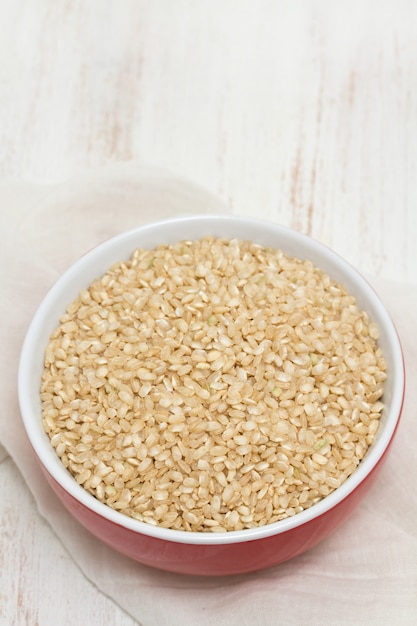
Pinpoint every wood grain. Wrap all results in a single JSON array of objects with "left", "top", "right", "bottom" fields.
[
  {"left": 1, "top": 1, "right": 416, "bottom": 281},
  {"left": 0, "top": 456, "right": 138, "bottom": 626}
]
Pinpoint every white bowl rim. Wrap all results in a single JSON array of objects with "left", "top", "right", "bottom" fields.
[{"left": 18, "top": 214, "right": 406, "bottom": 546}]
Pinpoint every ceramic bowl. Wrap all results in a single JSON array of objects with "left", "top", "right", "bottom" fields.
[{"left": 18, "top": 215, "right": 405, "bottom": 576}]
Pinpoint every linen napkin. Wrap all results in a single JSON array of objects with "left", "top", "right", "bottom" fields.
[{"left": 1, "top": 164, "right": 416, "bottom": 626}]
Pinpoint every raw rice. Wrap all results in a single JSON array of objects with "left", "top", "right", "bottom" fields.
[{"left": 41, "top": 236, "right": 386, "bottom": 532}]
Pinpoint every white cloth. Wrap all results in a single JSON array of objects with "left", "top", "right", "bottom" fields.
[{"left": 1, "top": 163, "right": 416, "bottom": 626}]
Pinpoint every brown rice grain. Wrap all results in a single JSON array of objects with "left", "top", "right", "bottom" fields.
[{"left": 41, "top": 236, "right": 386, "bottom": 532}]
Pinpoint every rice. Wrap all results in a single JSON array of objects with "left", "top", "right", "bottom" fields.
[{"left": 40, "top": 236, "right": 386, "bottom": 532}]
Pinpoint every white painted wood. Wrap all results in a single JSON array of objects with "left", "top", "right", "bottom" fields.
[
  {"left": 0, "top": 456, "right": 138, "bottom": 626},
  {"left": 1, "top": 1, "right": 416, "bottom": 624},
  {"left": 1, "top": 0, "right": 416, "bottom": 283}
]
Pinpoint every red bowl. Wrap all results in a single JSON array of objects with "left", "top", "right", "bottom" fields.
[{"left": 18, "top": 216, "right": 405, "bottom": 576}]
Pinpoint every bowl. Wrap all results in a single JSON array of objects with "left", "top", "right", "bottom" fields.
[{"left": 18, "top": 215, "right": 405, "bottom": 576}]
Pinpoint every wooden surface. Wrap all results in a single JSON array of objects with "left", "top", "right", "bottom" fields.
[{"left": 1, "top": 1, "right": 416, "bottom": 624}]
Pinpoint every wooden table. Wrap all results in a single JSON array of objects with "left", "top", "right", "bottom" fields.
[{"left": 1, "top": 2, "right": 416, "bottom": 624}]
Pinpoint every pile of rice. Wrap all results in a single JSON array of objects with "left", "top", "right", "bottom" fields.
[{"left": 41, "top": 237, "right": 386, "bottom": 532}]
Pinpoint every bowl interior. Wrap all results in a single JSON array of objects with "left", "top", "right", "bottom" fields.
[{"left": 18, "top": 215, "right": 405, "bottom": 544}]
